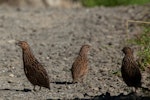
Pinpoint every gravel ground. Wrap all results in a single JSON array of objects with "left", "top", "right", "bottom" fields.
[{"left": 0, "top": 5, "right": 149, "bottom": 100}]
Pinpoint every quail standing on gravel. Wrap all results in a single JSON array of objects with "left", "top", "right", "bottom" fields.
[
  {"left": 121, "top": 47, "right": 141, "bottom": 92},
  {"left": 71, "top": 45, "right": 90, "bottom": 83},
  {"left": 17, "top": 41, "right": 50, "bottom": 91}
]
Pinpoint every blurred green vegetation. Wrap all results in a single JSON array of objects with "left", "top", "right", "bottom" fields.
[
  {"left": 128, "top": 26, "right": 150, "bottom": 70},
  {"left": 80, "top": 0, "right": 150, "bottom": 7}
]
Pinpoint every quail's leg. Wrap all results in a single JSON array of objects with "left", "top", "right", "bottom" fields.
[
  {"left": 134, "top": 87, "right": 137, "bottom": 93},
  {"left": 81, "top": 76, "right": 86, "bottom": 83},
  {"left": 39, "top": 86, "right": 41, "bottom": 90},
  {"left": 72, "top": 78, "right": 78, "bottom": 84},
  {"left": 33, "top": 86, "right": 36, "bottom": 91},
  {"left": 81, "top": 74, "right": 87, "bottom": 86},
  {"left": 72, "top": 79, "right": 78, "bottom": 88}
]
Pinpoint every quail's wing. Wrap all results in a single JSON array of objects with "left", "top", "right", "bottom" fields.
[
  {"left": 122, "top": 56, "right": 141, "bottom": 82},
  {"left": 32, "top": 60, "right": 50, "bottom": 85},
  {"left": 130, "top": 59, "right": 141, "bottom": 82},
  {"left": 71, "top": 56, "right": 86, "bottom": 78}
]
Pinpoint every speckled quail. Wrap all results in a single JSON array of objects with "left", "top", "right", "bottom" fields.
[
  {"left": 17, "top": 41, "right": 50, "bottom": 91},
  {"left": 121, "top": 47, "right": 141, "bottom": 92},
  {"left": 71, "top": 45, "right": 90, "bottom": 83}
]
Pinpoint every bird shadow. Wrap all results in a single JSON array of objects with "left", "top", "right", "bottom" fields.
[
  {"left": 51, "top": 81, "right": 73, "bottom": 85},
  {"left": 91, "top": 92, "right": 150, "bottom": 100},
  {"left": 46, "top": 92, "right": 150, "bottom": 100},
  {"left": 0, "top": 88, "right": 32, "bottom": 92}
]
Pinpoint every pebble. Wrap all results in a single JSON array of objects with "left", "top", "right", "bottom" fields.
[{"left": 9, "top": 74, "right": 15, "bottom": 77}]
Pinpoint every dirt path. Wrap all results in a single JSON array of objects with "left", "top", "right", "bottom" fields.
[{"left": 0, "top": 5, "right": 149, "bottom": 99}]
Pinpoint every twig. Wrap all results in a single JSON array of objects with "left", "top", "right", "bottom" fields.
[{"left": 125, "top": 20, "right": 150, "bottom": 40}]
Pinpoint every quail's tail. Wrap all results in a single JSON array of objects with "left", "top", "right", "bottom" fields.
[{"left": 45, "top": 85, "right": 50, "bottom": 90}]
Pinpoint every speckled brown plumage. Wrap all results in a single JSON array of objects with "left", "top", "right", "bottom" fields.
[
  {"left": 17, "top": 41, "right": 50, "bottom": 91},
  {"left": 71, "top": 45, "right": 90, "bottom": 83},
  {"left": 121, "top": 47, "right": 141, "bottom": 91}
]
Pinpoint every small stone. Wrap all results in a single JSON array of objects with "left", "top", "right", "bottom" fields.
[
  {"left": 9, "top": 74, "right": 14, "bottom": 77},
  {"left": 46, "top": 56, "right": 50, "bottom": 60},
  {"left": 93, "top": 87, "right": 99, "bottom": 91},
  {"left": 66, "top": 85, "right": 71, "bottom": 89},
  {"left": 7, "top": 40, "right": 15, "bottom": 44}
]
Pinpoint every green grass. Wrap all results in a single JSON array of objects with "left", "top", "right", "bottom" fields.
[
  {"left": 80, "top": 0, "right": 150, "bottom": 7},
  {"left": 128, "top": 26, "right": 150, "bottom": 70}
]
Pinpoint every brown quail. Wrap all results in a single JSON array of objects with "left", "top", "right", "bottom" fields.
[
  {"left": 17, "top": 41, "right": 50, "bottom": 91},
  {"left": 121, "top": 47, "right": 141, "bottom": 92},
  {"left": 71, "top": 45, "right": 90, "bottom": 83}
]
